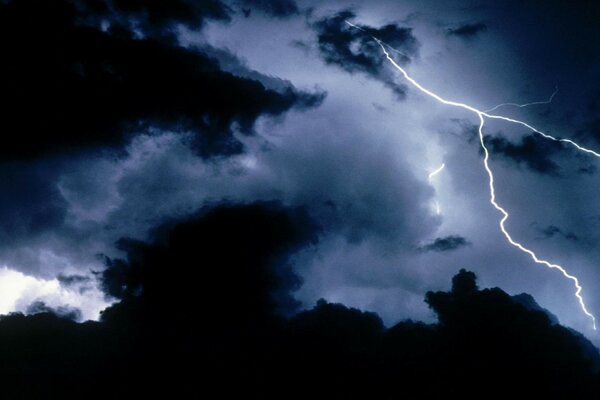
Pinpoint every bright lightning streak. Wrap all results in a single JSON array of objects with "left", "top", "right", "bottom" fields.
[
  {"left": 344, "top": 20, "right": 366, "bottom": 32},
  {"left": 484, "top": 86, "right": 558, "bottom": 113},
  {"left": 350, "top": 26, "right": 599, "bottom": 329},
  {"left": 477, "top": 114, "right": 597, "bottom": 331},
  {"left": 372, "top": 37, "right": 600, "bottom": 159},
  {"left": 428, "top": 163, "right": 445, "bottom": 181},
  {"left": 428, "top": 164, "right": 445, "bottom": 215},
  {"left": 484, "top": 113, "right": 600, "bottom": 158}
]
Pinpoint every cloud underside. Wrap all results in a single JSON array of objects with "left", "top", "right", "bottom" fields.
[{"left": 487, "top": 134, "right": 562, "bottom": 175}]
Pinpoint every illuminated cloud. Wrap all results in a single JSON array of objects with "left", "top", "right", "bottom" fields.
[{"left": 0, "top": 267, "right": 108, "bottom": 321}]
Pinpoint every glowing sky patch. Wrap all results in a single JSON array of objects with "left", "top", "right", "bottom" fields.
[{"left": 0, "top": 267, "right": 109, "bottom": 321}]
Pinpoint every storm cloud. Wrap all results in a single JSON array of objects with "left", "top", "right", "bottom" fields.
[
  {"left": 312, "top": 10, "right": 419, "bottom": 98},
  {"left": 0, "top": 0, "right": 322, "bottom": 159},
  {"left": 486, "top": 134, "right": 562, "bottom": 175},
  {"left": 0, "top": 221, "right": 596, "bottom": 397},
  {"left": 0, "top": 1, "right": 600, "bottom": 395}
]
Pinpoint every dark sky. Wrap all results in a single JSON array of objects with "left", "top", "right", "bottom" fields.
[{"left": 2, "top": 0, "right": 600, "bottom": 345}]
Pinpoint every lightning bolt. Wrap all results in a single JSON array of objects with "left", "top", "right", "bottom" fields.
[
  {"left": 428, "top": 163, "right": 445, "bottom": 215},
  {"left": 428, "top": 163, "right": 446, "bottom": 181},
  {"left": 484, "top": 86, "right": 558, "bottom": 113},
  {"left": 345, "top": 21, "right": 598, "bottom": 329}
]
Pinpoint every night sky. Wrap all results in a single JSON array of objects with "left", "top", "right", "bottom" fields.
[{"left": 2, "top": 0, "right": 600, "bottom": 396}]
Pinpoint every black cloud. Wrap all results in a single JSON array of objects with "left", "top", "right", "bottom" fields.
[
  {"left": 57, "top": 273, "right": 96, "bottom": 294},
  {"left": 511, "top": 292, "right": 559, "bottom": 324},
  {"left": 423, "top": 269, "right": 599, "bottom": 396},
  {"left": 420, "top": 235, "right": 470, "bottom": 252},
  {"left": 100, "top": 202, "right": 320, "bottom": 395},
  {"left": 101, "top": 202, "right": 317, "bottom": 320},
  {"left": 0, "top": 0, "right": 322, "bottom": 159},
  {"left": 447, "top": 22, "right": 487, "bottom": 38},
  {"left": 487, "top": 134, "right": 562, "bottom": 175},
  {"left": 312, "top": 10, "right": 419, "bottom": 98},
  {"left": 0, "top": 205, "right": 597, "bottom": 397}
]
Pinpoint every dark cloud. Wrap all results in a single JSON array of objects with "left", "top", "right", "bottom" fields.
[
  {"left": 420, "top": 235, "right": 470, "bottom": 252},
  {"left": 198, "top": 44, "right": 326, "bottom": 97},
  {"left": 97, "top": 202, "right": 319, "bottom": 395},
  {"left": 422, "top": 269, "right": 599, "bottom": 396},
  {"left": 312, "top": 10, "right": 419, "bottom": 98},
  {"left": 0, "top": 199, "right": 597, "bottom": 396},
  {"left": 486, "top": 134, "right": 562, "bottom": 175},
  {"left": 0, "top": 245, "right": 598, "bottom": 397},
  {"left": 446, "top": 22, "right": 487, "bottom": 38},
  {"left": 0, "top": 0, "right": 322, "bottom": 159},
  {"left": 534, "top": 224, "right": 580, "bottom": 242},
  {"left": 0, "top": 312, "right": 109, "bottom": 398},
  {"left": 511, "top": 293, "right": 559, "bottom": 324},
  {"left": 101, "top": 202, "right": 318, "bottom": 320},
  {"left": 25, "top": 301, "right": 83, "bottom": 321},
  {"left": 236, "top": 0, "right": 299, "bottom": 18},
  {"left": 57, "top": 273, "right": 92, "bottom": 287},
  {"left": 57, "top": 273, "right": 96, "bottom": 294},
  {"left": 76, "top": 0, "right": 232, "bottom": 37}
]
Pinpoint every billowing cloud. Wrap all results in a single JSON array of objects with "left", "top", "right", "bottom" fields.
[
  {"left": 0, "top": 266, "right": 107, "bottom": 320},
  {"left": 100, "top": 202, "right": 317, "bottom": 319},
  {"left": 0, "top": 0, "right": 322, "bottom": 159},
  {"left": 486, "top": 134, "right": 562, "bottom": 175}
]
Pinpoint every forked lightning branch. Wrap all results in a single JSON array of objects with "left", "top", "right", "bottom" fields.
[{"left": 346, "top": 21, "right": 599, "bottom": 330}]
